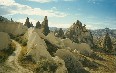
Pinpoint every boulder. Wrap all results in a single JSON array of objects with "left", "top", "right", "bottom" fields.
[
  {"left": 0, "top": 32, "right": 11, "bottom": 50},
  {"left": 65, "top": 20, "right": 94, "bottom": 47}
]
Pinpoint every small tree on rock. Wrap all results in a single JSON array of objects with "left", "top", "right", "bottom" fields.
[{"left": 103, "top": 32, "right": 113, "bottom": 53}]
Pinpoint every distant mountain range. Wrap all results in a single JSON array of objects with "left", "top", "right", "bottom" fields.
[{"left": 90, "top": 28, "right": 116, "bottom": 38}]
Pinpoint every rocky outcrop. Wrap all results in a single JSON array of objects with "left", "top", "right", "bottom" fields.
[
  {"left": 0, "top": 22, "right": 27, "bottom": 35},
  {"left": 61, "top": 38, "right": 93, "bottom": 56},
  {"left": 0, "top": 32, "right": 11, "bottom": 50},
  {"left": 24, "top": 17, "right": 33, "bottom": 28},
  {"left": 35, "top": 21, "right": 41, "bottom": 29},
  {"left": 65, "top": 20, "right": 94, "bottom": 47},
  {"left": 25, "top": 28, "right": 52, "bottom": 62},
  {"left": 41, "top": 16, "right": 50, "bottom": 36}
]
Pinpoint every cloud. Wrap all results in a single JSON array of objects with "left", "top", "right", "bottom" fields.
[
  {"left": 16, "top": 18, "right": 71, "bottom": 28},
  {"left": 0, "top": 0, "right": 15, "bottom": 6},
  {"left": 26, "top": 0, "right": 75, "bottom": 3},
  {"left": 64, "top": 0, "right": 75, "bottom": 1},
  {"left": 88, "top": 0, "right": 103, "bottom": 4},
  {"left": 49, "top": 22, "right": 71, "bottom": 28},
  {"left": 26, "top": 0, "right": 53, "bottom": 3},
  {"left": 0, "top": 0, "right": 68, "bottom": 17}
]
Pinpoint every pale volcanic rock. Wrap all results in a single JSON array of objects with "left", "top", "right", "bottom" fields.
[
  {"left": 25, "top": 28, "right": 52, "bottom": 62},
  {"left": 0, "top": 22, "right": 27, "bottom": 35},
  {"left": 0, "top": 32, "right": 11, "bottom": 50}
]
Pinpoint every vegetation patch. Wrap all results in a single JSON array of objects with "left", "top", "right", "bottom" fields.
[
  {"left": 34, "top": 59, "right": 58, "bottom": 73},
  {"left": 9, "top": 33, "right": 28, "bottom": 46},
  {"left": 44, "top": 39, "right": 58, "bottom": 57},
  {"left": 0, "top": 41, "right": 16, "bottom": 63}
]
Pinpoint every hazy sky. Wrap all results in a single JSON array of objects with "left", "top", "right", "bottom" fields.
[{"left": 0, "top": 0, "right": 116, "bottom": 29}]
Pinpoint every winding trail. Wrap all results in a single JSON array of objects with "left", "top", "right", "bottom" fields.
[{"left": 6, "top": 40, "right": 33, "bottom": 73}]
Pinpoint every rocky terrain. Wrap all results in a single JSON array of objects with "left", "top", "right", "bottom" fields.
[{"left": 0, "top": 16, "right": 116, "bottom": 73}]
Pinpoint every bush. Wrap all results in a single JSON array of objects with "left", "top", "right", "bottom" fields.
[
  {"left": 21, "top": 39, "right": 28, "bottom": 46},
  {"left": 0, "top": 42, "right": 16, "bottom": 63},
  {"left": 35, "top": 59, "right": 58, "bottom": 73},
  {"left": 8, "top": 33, "right": 28, "bottom": 46}
]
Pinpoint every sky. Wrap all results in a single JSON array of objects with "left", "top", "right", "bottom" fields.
[{"left": 0, "top": 0, "right": 116, "bottom": 29}]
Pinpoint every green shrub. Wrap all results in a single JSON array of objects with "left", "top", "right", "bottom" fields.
[
  {"left": 35, "top": 59, "right": 58, "bottom": 73},
  {"left": 0, "top": 42, "right": 16, "bottom": 63},
  {"left": 21, "top": 39, "right": 28, "bottom": 46}
]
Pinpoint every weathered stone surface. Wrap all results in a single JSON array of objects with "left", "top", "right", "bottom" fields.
[
  {"left": 25, "top": 28, "right": 52, "bottom": 62},
  {"left": 0, "top": 22, "right": 27, "bottom": 35},
  {"left": 61, "top": 39, "right": 93, "bottom": 56},
  {"left": 0, "top": 32, "right": 11, "bottom": 50},
  {"left": 65, "top": 20, "right": 94, "bottom": 47}
]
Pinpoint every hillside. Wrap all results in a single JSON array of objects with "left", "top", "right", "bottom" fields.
[{"left": 0, "top": 16, "right": 116, "bottom": 73}]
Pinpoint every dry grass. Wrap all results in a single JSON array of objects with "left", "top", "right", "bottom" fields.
[{"left": 86, "top": 52, "right": 116, "bottom": 73}]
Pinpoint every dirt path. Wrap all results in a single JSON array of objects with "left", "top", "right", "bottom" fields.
[{"left": 5, "top": 40, "right": 33, "bottom": 73}]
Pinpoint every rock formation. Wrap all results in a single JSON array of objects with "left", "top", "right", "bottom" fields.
[
  {"left": 25, "top": 28, "right": 52, "bottom": 62},
  {"left": 61, "top": 38, "right": 93, "bottom": 56},
  {"left": 41, "top": 16, "right": 50, "bottom": 36},
  {"left": 0, "top": 22, "right": 27, "bottom": 36},
  {"left": 65, "top": 20, "right": 94, "bottom": 47},
  {"left": 24, "top": 17, "right": 33, "bottom": 28},
  {"left": 0, "top": 32, "right": 11, "bottom": 50},
  {"left": 35, "top": 21, "right": 41, "bottom": 28}
]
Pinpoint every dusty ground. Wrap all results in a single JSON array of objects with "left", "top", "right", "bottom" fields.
[
  {"left": 85, "top": 52, "right": 116, "bottom": 73},
  {"left": 0, "top": 40, "right": 32, "bottom": 73}
]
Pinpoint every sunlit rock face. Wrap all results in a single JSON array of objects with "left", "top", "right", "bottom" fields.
[
  {"left": 0, "top": 32, "right": 11, "bottom": 50},
  {"left": 65, "top": 20, "right": 94, "bottom": 47},
  {"left": 0, "top": 22, "right": 27, "bottom": 35},
  {"left": 25, "top": 28, "right": 52, "bottom": 62},
  {"left": 61, "top": 38, "right": 93, "bottom": 56}
]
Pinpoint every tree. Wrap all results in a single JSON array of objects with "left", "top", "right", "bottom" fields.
[{"left": 103, "top": 32, "right": 113, "bottom": 53}]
